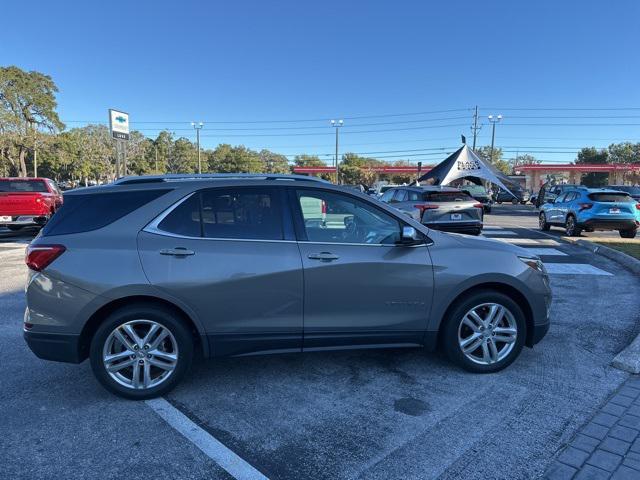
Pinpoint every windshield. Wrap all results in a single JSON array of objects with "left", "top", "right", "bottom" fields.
[{"left": 0, "top": 180, "right": 48, "bottom": 193}]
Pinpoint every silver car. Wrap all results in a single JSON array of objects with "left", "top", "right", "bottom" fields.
[
  {"left": 379, "top": 186, "right": 484, "bottom": 235},
  {"left": 24, "top": 174, "right": 551, "bottom": 399}
]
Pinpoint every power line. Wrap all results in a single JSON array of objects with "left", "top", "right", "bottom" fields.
[{"left": 61, "top": 108, "right": 472, "bottom": 125}]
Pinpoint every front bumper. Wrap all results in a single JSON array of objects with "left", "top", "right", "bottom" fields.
[
  {"left": 530, "top": 321, "right": 550, "bottom": 345},
  {"left": 23, "top": 330, "right": 83, "bottom": 363}
]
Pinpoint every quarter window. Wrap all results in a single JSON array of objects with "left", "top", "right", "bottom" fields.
[{"left": 296, "top": 190, "right": 401, "bottom": 245}]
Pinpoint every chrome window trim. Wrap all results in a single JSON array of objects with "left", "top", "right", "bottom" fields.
[{"left": 144, "top": 190, "right": 433, "bottom": 247}]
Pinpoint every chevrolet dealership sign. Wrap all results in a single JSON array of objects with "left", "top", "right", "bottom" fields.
[{"left": 109, "top": 109, "right": 130, "bottom": 140}]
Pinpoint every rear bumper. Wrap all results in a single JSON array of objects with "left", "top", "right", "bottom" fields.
[
  {"left": 0, "top": 215, "right": 48, "bottom": 226},
  {"left": 23, "top": 330, "right": 83, "bottom": 363},
  {"left": 425, "top": 221, "right": 482, "bottom": 233},
  {"left": 578, "top": 218, "right": 638, "bottom": 231}
]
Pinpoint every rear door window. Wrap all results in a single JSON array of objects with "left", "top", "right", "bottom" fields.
[
  {"left": 200, "top": 189, "right": 283, "bottom": 240},
  {"left": 156, "top": 188, "right": 284, "bottom": 240},
  {"left": 588, "top": 193, "right": 633, "bottom": 202}
]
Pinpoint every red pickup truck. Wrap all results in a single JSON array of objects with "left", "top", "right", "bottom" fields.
[{"left": 0, "top": 178, "right": 64, "bottom": 231}]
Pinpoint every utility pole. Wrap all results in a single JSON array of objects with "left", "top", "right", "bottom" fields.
[
  {"left": 191, "top": 121, "right": 204, "bottom": 173},
  {"left": 330, "top": 119, "right": 343, "bottom": 184},
  {"left": 155, "top": 145, "right": 158, "bottom": 173},
  {"left": 471, "top": 105, "right": 481, "bottom": 150},
  {"left": 488, "top": 114, "right": 503, "bottom": 162}
]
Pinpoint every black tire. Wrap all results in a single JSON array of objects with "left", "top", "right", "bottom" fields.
[
  {"left": 620, "top": 228, "right": 637, "bottom": 239},
  {"left": 90, "top": 303, "right": 194, "bottom": 400},
  {"left": 565, "top": 215, "right": 581, "bottom": 237},
  {"left": 512, "top": 198, "right": 518, "bottom": 205},
  {"left": 441, "top": 290, "right": 526, "bottom": 373},
  {"left": 7, "top": 225, "right": 23, "bottom": 231},
  {"left": 539, "top": 212, "right": 550, "bottom": 231}
]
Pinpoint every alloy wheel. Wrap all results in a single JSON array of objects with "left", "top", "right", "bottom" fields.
[
  {"left": 102, "top": 320, "right": 178, "bottom": 390},
  {"left": 539, "top": 213, "right": 546, "bottom": 230},
  {"left": 565, "top": 216, "right": 575, "bottom": 236},
  {"left": 457, "top": 303, "right": 518, "bottom": 365}
]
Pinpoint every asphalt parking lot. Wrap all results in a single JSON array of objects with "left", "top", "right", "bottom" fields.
[{"left": 1, "top": 205, "right": 639, "bottom": 480}]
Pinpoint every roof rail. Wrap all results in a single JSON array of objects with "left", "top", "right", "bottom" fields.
[{"left": 113, "top": 173, "right": 330, "bottom": 185}]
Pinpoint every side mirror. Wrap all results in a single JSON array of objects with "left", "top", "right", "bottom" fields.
[{"left": 400, "top": 226, "right": 422, "bottom": 245}]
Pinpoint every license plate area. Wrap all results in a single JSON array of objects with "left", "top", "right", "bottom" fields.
[
  {"left": 0, "top": 216, "right": 12, "bottom": 222},
  {"left": 609, "top": 208, "right": 620, "bottom": 214},
  {"left": 450, "top": 213, "right": 462, "bottom": 220}
]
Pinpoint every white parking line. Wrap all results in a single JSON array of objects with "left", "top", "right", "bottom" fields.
[
  {"left": 543, "top": 263, "right": 613, "bottom": 276},
  {"left": 521, "top": 248, "right": 568, "bottom": 256},
  {"left": 493, "top": 238, "right": 562, "bottom": 246},
  {"left": 483, "top": 225, "right": 504, "bottom": 229},
  {"left": 146, "top": 398, "right": 269, "bottom": 480},
  {"left": 482, "top": 230, "right": 518, "bottom": 236}
]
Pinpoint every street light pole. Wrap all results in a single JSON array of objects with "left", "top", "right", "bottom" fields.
[
  {"left": 488, "top": 114, "right": 503, "bottom": 162},
  {"left": 191, "top": 121, "right": 204, "bottom": 173},
  {"left": 330, "top": 119, "right": 343, "bottom": 184}
]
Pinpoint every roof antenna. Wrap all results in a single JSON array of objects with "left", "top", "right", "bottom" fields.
[{"left": 461, "top": 134, "right": 466, "bottom": 145}]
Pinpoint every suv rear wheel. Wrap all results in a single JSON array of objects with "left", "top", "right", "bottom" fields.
[
  {"left": 620, "top": 228, "right": 637, "bottom": 239},
  {"left": 90, "top": 304, "right": 194, "bottom": 399},
  {"left": 441, "top": 291, "right": 526, "bottom": 373}
]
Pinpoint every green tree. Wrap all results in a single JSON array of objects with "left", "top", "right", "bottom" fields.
[
  {"left": 259, "top": 149, "right": 290, "bottom": 173},
  {"left": 576, "top": 147, "right": 609, "bottom": 187},
  {"left": 168, "top": 137, "right": 197, "bottom": 173},
  {"left": 0, "top": 66, "right": 64, "bottom": 176},
  {"left": 474, "top": 146, "right": 511, "bottom": 174},
  {"left": 209, "top": 144, "right": 262, "bottom": 173}
]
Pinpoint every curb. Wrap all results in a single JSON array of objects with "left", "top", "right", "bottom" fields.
[{"left": 565, "top": 237, "right": 640, "bottom": 374}]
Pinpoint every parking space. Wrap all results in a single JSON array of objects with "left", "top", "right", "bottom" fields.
[{"left": 1, "top": 209, "right": 639, "bottom": 480}]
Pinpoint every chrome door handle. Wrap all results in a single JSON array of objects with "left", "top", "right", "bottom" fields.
[
  {"left": 307, "top": 252, "right": 339, "bottom": 261},
  {"left": 159, "top": 248, "right": 195, "bottom": 257}
]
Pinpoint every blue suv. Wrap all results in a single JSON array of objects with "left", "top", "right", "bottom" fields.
[{"left": 539, "top": 187, "right": 639, "bottom": 238}]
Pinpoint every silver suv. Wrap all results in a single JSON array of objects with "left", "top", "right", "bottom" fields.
[
  {"left": 24, "top": 174, "right": 551, "bottom": 399},
  {"left": 380, "top": 186, "right": 484, "bottom": 235}
]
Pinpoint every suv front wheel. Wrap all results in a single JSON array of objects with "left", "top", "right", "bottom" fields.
[
  {"left": 441, "top": 291, "right": 526, "bottom": 373},
  {"left": 90, "top": 304, "right": 194, "bottom": 399}
]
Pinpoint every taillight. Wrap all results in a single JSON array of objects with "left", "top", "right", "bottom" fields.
[
  {"left": 473, "top": 203, "right": 483, "bottom": 209},
  {"left": 25, "top": 244, "right": 66, "bottom": 271},
  {"left": 414, "top": 204, "right": 439, "bottom": 213},
  {"left": 578, "top": 203, "right": 593, "bottom": 211},
  {"left": 636, "top": 203, "right": 640, "bottom": 211}
]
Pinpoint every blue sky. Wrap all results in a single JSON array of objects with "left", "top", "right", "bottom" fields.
[{"left": 2, "top": 0, "right": 639, "bottom": 164}]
